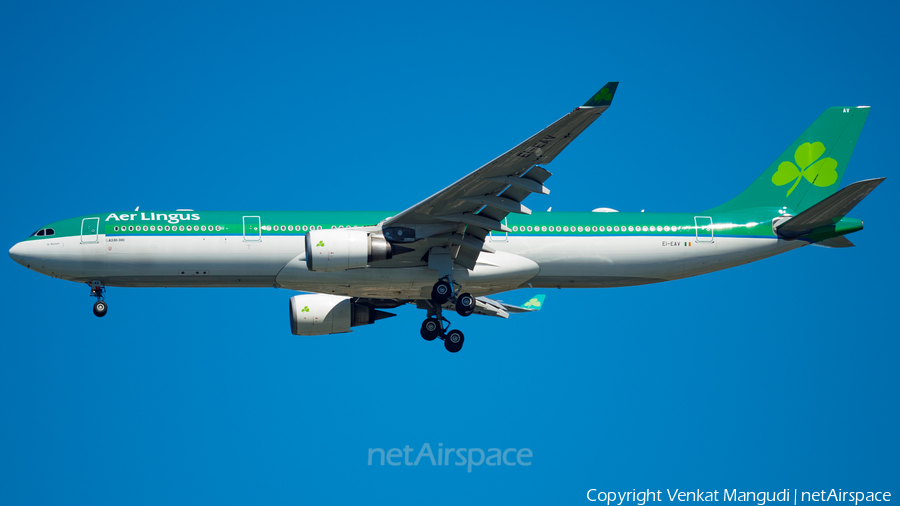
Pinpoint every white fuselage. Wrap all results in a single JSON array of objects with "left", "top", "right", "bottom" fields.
[{"left": 10, "top": 232, "right": 803, "bottom": 299}]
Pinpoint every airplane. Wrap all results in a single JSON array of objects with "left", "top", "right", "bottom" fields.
[{"left": 8, "top": 83, "right": 885, "bottom": 353}]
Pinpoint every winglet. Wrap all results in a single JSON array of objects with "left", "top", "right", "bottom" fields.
[
  {"left": 521, "top": 294, "right": 545, "bottom": 311},
  {"left": 582, "top": 82, "right": 619, "bottom": 107}
]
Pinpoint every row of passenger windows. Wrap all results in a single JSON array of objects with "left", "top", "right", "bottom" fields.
[
  {"left": 262, "top": 225, "right": 330, "bottom": 231},
  {"left": 111, "top": 223, "right": 692, "bottom": 234},
  {"left": 511, "top": 225, "right": 687, "bottom": 233},
  {"left": 114, "top": 225, "right": 225, "bottom": 232},
  {"left": 112, "top": 224, "right": 367, "bottom": 233}
]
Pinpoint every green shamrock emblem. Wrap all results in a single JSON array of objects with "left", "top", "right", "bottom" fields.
[
  {"left": 593, "top": 88, "right": 612, "bottom": 103},
  {"left": 523, "top": 297, "right": 541, "bottom": 308},
  {"left": 301, "top": 306, "right": 310, "bottom": 313},
  {"left": 771, "top": 142, "right": 838, "bottom": 196},
  {"left": 316, "top": 240, "right": 324, "bottom": 247}
]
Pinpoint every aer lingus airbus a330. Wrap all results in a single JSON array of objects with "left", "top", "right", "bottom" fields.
[{"left": 8, "top": 83, "right": 884, "bottom": 352}]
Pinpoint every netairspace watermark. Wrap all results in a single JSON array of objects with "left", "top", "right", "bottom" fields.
[
  {"left": 367, "top": 443, "right": 531, "bottom": 473},
  {"left": 586, "top": 489, "right": 892, "bottom": 506}
]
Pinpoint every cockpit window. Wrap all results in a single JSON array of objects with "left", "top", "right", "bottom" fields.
[{"left": 31, "top": 228, "right": 55, "bottom": 237}]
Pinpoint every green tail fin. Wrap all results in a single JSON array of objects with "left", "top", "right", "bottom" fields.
[{"left": 707, "top": 106, "right": 870, "bottom": 213}]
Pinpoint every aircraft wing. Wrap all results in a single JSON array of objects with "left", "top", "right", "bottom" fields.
[{"left": 382, "top": 83, "right": 619, "bottom": 269}]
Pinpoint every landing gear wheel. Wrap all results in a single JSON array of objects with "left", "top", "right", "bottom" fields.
[
  {"left": 420, "top": 318, "right": 442, "bottom": 341},
  {"left": 431, "top": 280, "right": 452, "bottom": 304},
  {"left": 455, "top": 293, "right": 475, "bottom": 317},
  {"left": 444, "top": 329, "right": 464, "bottom": 353},
  {"left": 93, "top": 300, "right": 108, "bottom": 318}
]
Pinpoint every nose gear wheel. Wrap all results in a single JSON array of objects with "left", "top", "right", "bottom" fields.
[{"left": 88, "top": 280, "right": 108, "bottom": 318}]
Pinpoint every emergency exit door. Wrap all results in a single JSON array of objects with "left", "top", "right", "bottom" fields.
[
  {"left": 243, "top": 216, "right": 261, "bottom": 241},
  {"left": 694, "top": 216, "right": 714, "bottom": 243},
  {"left": 81, "top": 217, "right": 99, "bottom": 243}
]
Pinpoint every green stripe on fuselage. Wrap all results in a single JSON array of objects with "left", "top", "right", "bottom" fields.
[{"left": 24, "top": 209, "right": 786, "bottom": 241}]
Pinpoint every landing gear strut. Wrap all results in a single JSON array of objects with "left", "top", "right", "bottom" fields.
[
  {"left": 89, "top": 281, "right": 108, "bottom": 317},
  {"left": 430, "top": 277, "right": 474, "bottom": 315},
  {"left": 419, "top": 279, "right": 470, "bottom": 353},
  {"left": 419, "top": 311, "right": 464, "bottom": 353}
]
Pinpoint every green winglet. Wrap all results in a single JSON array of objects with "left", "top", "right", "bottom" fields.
[
  {"left": 582, "top": 82, "right": 619, "bottom": 107},
  {"left": 521, "top": 294, "right": 546, "bottom": 311}
]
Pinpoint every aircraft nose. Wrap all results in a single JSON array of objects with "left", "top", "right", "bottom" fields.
[{"left": 9, "top": 242, "right": 27, "bottom": 266}]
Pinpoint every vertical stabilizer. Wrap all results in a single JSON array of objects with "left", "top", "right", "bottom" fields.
[{"left": 707, "top": 106, "right": 870, "bottom": 213}]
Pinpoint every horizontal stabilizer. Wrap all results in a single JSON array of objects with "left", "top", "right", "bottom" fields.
[
  {"left": 495, "top": 294, "right": 545, "bottom": 314},
  {"left": 516, "top": 294, "right": 545, "bottom": 312},
  {"left": 814, "top": 236, "right": 855, "bottom": 248},
  {"left": 777, "top": 178, "right": 885, "bottom": 239},
  {"left": 444, "top": 294, "right": 546, "bottom": 319}
]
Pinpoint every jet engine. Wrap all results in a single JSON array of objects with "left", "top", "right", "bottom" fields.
[
  {"left": 305, "top": 229, "right": 393, "bottom": 272},
  {"left": 288, "top": 294, "right": 395, "bottom": 336}
]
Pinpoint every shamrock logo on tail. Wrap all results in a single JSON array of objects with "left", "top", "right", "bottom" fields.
[
  {"left": 772, "top": 142, "right": 838, "bottom": 196},
  {"left": 593, "top": 88, "right": 612, "bottom": 103}
]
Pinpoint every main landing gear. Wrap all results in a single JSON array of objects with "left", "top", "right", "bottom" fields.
[
  {"left": 89, "top": 281, "right": 108, "bottom": 317},
  {"left": 420, "top": 278, "right": 473, "bottom": 353}
]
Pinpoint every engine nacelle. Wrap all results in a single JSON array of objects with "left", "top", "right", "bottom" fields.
[
  {"left": 305, "top": 229, "right": 393, "bottom": 272},
  {"left": 288, "top": 294, "right": 394, "bottom": 336}
]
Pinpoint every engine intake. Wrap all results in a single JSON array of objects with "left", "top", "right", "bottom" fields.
[
  {"left": 289, "top": 294, "right": 395, "bottom": 336},
  {"left": 305, "top": 229, "right": 393, "bottom": 272}
]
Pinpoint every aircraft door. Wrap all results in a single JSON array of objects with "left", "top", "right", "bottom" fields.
[
  {"left": 694, "top": 216, "right": 714, "bottom": 243},
  {"left": 489, "top": 217, "right": 508, "bottom": 242},
  {"left": 81, "top": 217, "right": 99, "bottom": 243},
  {"left": 243, "top": 216, "right": 261, "bottom": 242}
]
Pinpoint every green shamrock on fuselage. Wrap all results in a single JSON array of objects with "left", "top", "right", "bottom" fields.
[{"left": 771, "top": 142, "right": 838, "bottom": 196}]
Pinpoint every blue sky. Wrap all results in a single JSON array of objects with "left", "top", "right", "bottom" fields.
[{"left": 1, "top": 1, "right": 898, "bottom": 504}]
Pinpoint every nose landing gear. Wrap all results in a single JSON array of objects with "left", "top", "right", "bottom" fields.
[
  {"left": 93, "top": 300, "right": 108, "bottom": 317},
  {"left": 88, "top": 281, "right": 108, "bottom": 317}
]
